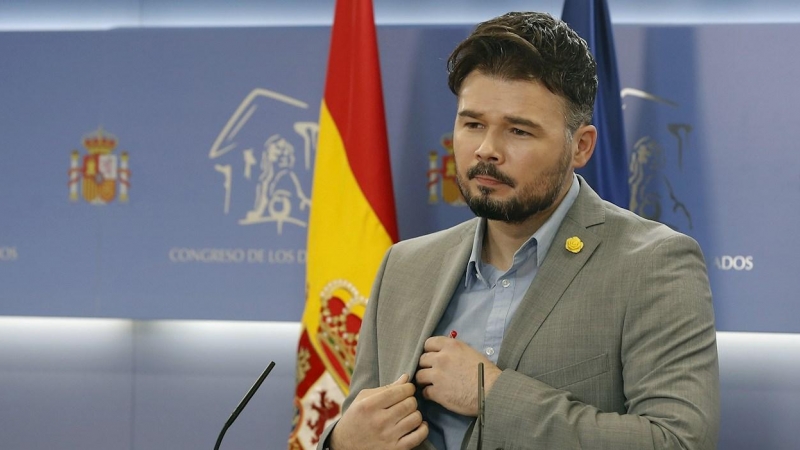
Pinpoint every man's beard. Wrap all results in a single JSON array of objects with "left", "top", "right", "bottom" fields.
[{"left": 455, "top": 149, "right": 572, "bottom": 224}]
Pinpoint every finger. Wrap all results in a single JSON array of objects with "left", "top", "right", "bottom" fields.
[
  {"left": 398, "top": 420, "right": 429, "bottom": 449},
  {"left": 362, "top": 382, "right": 416, "bottom": 410},
  {"left": 356, "top": 374, "right": 410, "bottom": 401},
  {"left": 423, "top": 336, "right": 447, "bottom": 352},
  {"left": 393, "top": 408, "right": 423, "bottom": 436},
  {"left": 354, "top": 385, "right": 381, "bottom": 401},
  {"left": 387, "top": 395, "right": 418, "bottom": 421},
  {"left": 418, "top": 352, "right": 434, "bottom": 369},
  {"left": 421, "top": 384, "right": 435, "bottom": 401},
  {"left": 391, "top": 373, "right": 409, "bottom": 385},
  {"left": 414, "top": 368, "right": 432, "bottom": 386}
]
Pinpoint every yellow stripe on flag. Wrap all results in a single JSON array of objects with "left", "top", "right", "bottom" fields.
[{"left": 302, "top": 101, "right": 393, "bottom": 360}]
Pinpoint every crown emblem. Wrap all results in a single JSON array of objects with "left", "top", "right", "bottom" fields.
[
  {"left": 82, "top": 127, "right": 118, "bottom": 155},
  {"left": 441, "top": 133, "right": 453, "bottom": 153},
  {"left": 427, "top": 132, "right": 465, "bottom": 206},
  {"left": 68, "top": 127, "right": 131, "bottom": 204},
  {"left": 317, "top": 279, "right": 367, "bottom": 388}
]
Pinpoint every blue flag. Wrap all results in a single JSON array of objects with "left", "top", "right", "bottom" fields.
[{"left": 562, "top": 0, "right": 630, "bottom": 209}]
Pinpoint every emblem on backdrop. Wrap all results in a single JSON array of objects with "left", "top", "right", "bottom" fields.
[
  {"left": 426, "top": 133, "right": 465, "bottom": 206},
  {"left": 624, "top": 88, "right": 754, "bottom": 272},
  {"left": 209, "top": 88, "right": 318, "bottom": 235},
  {"left": 623, "top": 88, "right": 692, "bottom": 232},
  {"left": 68, "top": 127, "right": 131, "bottom": 205}
]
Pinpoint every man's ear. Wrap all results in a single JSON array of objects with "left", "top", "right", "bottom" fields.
[{"left": 571, "top": 124, "right": 597, "bottom": 169}]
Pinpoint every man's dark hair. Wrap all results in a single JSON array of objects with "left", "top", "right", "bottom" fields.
[{"left": 447, "top": 12, "right": 597, "bottom": 134}]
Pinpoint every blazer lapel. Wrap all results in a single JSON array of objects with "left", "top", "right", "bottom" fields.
[
  {"left": 497, "top": 179, "right": 606, "bottom": 370},
  {"left": 406, "top": 220, "right": 476, "bottom": 378}
]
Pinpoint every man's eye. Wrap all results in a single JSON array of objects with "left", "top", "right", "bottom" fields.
[{"left": 511, "top": 128, "right": 531, "bottom": 136}]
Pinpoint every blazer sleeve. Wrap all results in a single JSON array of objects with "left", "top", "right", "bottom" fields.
[{"left": 469, "top": 233, "right": 720, "bottom": 450}]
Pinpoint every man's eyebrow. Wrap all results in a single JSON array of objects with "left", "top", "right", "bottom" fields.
[
  {"left": 457, "top": 110, "right": 545, "bottom": 131},
  {"left": 505, "top": 115, "right": 544, "bottom": 130},
  {"left": 457, "top": 109, "right": 483, "bottom": 119}
]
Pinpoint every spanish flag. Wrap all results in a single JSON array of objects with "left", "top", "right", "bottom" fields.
[{"left": 288, "top": 0, "right": 398, "bottom": 448}]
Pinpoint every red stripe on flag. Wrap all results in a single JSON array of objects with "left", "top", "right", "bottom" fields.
[{"left": 323, "top": 0, "right": 399, "bottom": 242}]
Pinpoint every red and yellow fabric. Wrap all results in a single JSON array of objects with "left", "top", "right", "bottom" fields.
[{"left": 288, "top": 0, "right": 398, "bottom": 448}]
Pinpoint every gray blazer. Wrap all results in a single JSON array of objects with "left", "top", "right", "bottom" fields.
[{"left": 321, "top": 178, "right": 719, "bottom": 450}]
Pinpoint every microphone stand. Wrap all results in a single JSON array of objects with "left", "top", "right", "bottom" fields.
[
  {"left": 214, "top": 361, "right": 276, "bottom": 450},
  {"left": 477, "top": 362, "right": 484, "bottom": 450}
]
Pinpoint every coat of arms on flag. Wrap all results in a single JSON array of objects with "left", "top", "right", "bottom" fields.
[
  {"left": 290, "top": 281, "right": 367, "bottom": 448},
  {"left": 68, "top": 127, "right": 131, "bottom": 204}
]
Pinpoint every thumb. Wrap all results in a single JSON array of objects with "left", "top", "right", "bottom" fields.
[{"left": 390, "top": 373, "right": 409, "bottom": 386}]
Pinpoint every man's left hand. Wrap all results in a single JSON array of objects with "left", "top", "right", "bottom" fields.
[{"left": 415, "top": 336, "right": 502, "bottom": 416}]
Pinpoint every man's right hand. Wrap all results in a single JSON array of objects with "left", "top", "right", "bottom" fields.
[{"left": 330, "top": 374, "right": 428, "bottom": 450}]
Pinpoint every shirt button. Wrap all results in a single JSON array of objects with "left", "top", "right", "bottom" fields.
[
  {"left": 501, "top": 279, "right": 510, "bottom": 288},
  {"left": 485, "top": 347, "right": 495, "bottom": 356}
]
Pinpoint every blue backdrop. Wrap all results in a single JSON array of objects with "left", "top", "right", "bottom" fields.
[
  {"left": 2, "top": 24, "right": 798, "bottom": 332},
  {"left": 2, "top": 21, "right": 800, "bottom": 450}
]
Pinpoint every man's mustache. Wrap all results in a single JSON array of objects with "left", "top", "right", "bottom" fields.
[{"left": 466, "top": 163, "right": 516, "bottom": 187}]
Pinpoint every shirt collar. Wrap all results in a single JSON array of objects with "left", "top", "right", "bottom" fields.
[{"left": 464, "top": 173, "right": 581, "bottom": 287}]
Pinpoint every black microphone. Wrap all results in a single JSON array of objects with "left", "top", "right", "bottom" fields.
[{"left": 213, "top": 361, "right": 276, "bottom": 450}]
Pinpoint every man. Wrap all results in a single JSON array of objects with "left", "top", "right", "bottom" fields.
[{"left": 321, "top": 11, "right": 719, "bottom": 450}]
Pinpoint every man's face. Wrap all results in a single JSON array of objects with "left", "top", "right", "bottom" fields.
[{"left": 453, "top": 71, "right": 577, "bottom": 224}]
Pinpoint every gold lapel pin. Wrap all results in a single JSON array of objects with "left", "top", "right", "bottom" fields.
[{"left": 565, "top": 236, "right": 584, "bottom": 254}]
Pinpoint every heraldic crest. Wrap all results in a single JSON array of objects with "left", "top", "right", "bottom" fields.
[{"left": 68, "top": 127, "right": 130, "bottom": 204}]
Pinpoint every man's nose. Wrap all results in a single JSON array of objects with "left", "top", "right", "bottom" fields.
[{"left": 474, "top": 132, "right": 504, "bottom": 163}]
